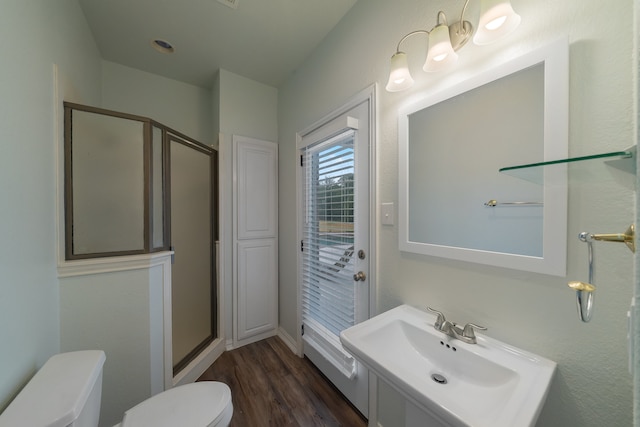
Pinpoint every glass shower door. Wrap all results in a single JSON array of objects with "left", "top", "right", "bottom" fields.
[{"left": 169, "top": 135, "right": 217, "bottom": 374}]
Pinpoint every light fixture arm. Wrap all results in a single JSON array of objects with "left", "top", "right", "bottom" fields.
[
  {"left": 394, "top": 30, "right": 430, "bottom": 54},
  {"left": 458, "top": 0, "right": 472, "bottom": 32},
  {"left": 449, "top": 0, "right": 474, "bottom": 51},
  {"left": 393, "top": 3, "right": 473, "bottom": 55},
  {"left": 437, "top": 11, "right": 448, "bottom": 26}
]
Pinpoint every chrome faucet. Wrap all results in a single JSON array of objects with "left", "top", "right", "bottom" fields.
[{"left": 427, "top": 307, "right": 487, "bottom": 344}]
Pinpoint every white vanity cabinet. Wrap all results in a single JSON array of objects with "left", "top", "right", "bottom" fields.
[{"left": 233, "top": 136, "right": 278, "bottom": 346}]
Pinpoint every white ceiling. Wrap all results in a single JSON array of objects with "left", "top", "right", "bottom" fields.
[{"left": 78, "top": 0, "right": 358, "bottom": 89}]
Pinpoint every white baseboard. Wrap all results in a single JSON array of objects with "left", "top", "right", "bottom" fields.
[
  {"left": 277, "top": 326, "right": 301, "bottom": 356},
  {"left": 172, "top": 338, "right": 225, "bottom": 387},
  {"left": 232, "top": 329, "right": 278, "bottom": 350}
]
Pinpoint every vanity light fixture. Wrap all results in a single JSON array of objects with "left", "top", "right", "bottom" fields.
[{"left": 385, "top": 0, "right": 521, "bottom": 92}]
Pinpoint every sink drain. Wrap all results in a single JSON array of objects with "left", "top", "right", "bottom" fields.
[{"left": 431, "top": 373, "right": 448, "bottom": 384}]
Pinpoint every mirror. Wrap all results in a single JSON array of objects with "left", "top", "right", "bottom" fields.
[{"left": 399, "top": 39, "right": 568, "bottom": 276}]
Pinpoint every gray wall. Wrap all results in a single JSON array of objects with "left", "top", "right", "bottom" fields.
[
  {"left": 216, "top": 68, "right": 279, "bottom": 345},
  {"left": 102, "top": 60, "right": 214, "bottom": 145},
  {"left": 0, "top": 0, "right": 103, "bottom": 411},
  {"left": 278, "top": 0, "right": 635, "bottom": 426}
]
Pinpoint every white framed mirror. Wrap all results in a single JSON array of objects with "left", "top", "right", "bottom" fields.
[{"left": 399, "top": 39, "right": 568, "bottom": 276}]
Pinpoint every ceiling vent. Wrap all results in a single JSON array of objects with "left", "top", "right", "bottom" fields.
[{"left": 217, "top": 0, "right": 238, "bottom": 9}]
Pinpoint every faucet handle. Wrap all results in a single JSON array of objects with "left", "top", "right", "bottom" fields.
[
  {"left": 461, "top": 323, "right": 487, "bottom": 341},
  {"left": 426, "top": 307, "right": 446, "bottom": 329}
]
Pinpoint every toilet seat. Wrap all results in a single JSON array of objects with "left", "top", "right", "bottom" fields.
[{"left": 118, "top": 382, "right": 232, "bottom": 427}]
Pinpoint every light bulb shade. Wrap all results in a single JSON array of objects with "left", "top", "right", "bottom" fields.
[
  {"left": 386, "top": 52, "right": 414, "bottom": 92},
  {"left": 473, "top": 0, "right": 521, "bottom": 45},
  {"left": 423, "top": 24, "right": 458, "bottom": 72}
]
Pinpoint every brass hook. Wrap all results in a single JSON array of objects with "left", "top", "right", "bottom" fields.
[
  {"left": 567, "top": 281, "right": 595, "bottom": 292},
  {"left": 584, "top": 224, "right": 635, "bottom": 253}
]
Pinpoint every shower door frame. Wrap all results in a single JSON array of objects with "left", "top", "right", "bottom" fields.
[{"left": 166, "top": 132, "right": 219, "bottom": 375}]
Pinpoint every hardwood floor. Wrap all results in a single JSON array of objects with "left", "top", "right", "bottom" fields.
[{"left": 198, "top": 336, "right": 367, "bottom": 427}]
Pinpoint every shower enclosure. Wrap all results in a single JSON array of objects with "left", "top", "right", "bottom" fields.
[{"left": 64, "top": 102, "right": 218, "bottom": 374}]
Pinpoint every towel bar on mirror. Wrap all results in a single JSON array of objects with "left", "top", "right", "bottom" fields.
[{"left": 484, "top": 199, "right": 543, "bottom": 207}]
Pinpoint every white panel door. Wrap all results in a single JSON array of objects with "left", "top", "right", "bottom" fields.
[
  {"left": 233, "top": 135, "right": 278, "bottom": 346},
  {"left": 235, "top": 138, "right": 277, "bottom": 239},
  {"left": 237, "top": 238, "right": 278, "bottom": 340}
]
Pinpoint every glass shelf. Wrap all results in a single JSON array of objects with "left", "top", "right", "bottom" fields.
[{"left": 499, "top": 147, "right": 636, "bottom": 184}]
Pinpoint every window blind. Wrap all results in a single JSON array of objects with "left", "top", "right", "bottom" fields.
[{"left": 301, "top": 130, "right": 356, "bottom": 336}]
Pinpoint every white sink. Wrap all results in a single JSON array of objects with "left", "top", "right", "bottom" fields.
[{"left": 340, "top": 305, "right": 556, "bottom": 427}]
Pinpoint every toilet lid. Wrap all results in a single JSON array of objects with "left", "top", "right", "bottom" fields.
[{"left": 120, "top": 382, "right": 232, "bottom": 427}]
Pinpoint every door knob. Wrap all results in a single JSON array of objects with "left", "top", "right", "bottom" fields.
[{"left": 353, "top": 271, "right": 366, "bottom": 282}]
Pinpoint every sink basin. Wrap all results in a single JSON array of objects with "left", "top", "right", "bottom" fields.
[{"left": 340, "top": 305, "right": 556, "bottom": 427}]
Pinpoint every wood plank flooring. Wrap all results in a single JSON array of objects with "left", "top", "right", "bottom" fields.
[{"left": 198, "top": 336, "right": 367, "bottom": 427}]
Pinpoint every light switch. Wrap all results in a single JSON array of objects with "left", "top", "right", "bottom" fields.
[{"left": 381, "top": 202, "right": 394, "bottom": 226}]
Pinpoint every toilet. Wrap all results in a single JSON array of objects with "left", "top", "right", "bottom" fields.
[{"left": 0, "top": 350, "right": 233, "bottom": 427}]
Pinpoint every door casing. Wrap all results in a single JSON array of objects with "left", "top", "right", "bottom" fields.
[{"left": 295, "top": 84, "right": 377, "bottom": 422}]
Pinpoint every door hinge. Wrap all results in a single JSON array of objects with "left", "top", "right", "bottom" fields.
[
  {"left": 301, "top": 324, "right": 305, "bottom": 336},
  {"left": 301, "top": 240, "right": 304, "bottom": 252}
]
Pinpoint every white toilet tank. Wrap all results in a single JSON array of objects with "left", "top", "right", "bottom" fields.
[{"left": 0, "top": 350, "right": 106, "bottom": 427}]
